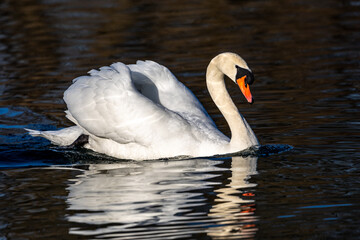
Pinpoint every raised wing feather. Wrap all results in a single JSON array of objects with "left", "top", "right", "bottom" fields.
[
  {"left": 64, "top": 62, "right": 182, "bottom": 146},
  {"left": 128, "top": 60, "right": 216, "bottom": 127}
]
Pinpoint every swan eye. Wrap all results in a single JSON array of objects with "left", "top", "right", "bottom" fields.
[{"left": 235, "top": 65, "right": 254, "bottom": 85}]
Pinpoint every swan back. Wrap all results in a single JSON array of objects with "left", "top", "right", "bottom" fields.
[{"left": 129, "top": 60, "right": 216, "bottom": 127}]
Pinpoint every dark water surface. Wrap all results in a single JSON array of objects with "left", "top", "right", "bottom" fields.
[{"left": 1, "top": 0, "right": 359, "bottom": 239}]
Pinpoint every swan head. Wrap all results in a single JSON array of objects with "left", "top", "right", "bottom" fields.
[{"left": 211, "top": 52, "right": 255, "bottom": 104}]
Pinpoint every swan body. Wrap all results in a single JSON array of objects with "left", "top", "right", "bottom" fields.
[{"left": 27, "top": 53, "right": 259, "bottom": 160}]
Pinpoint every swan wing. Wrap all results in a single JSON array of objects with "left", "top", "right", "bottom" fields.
[
  {"left": 63, "top": 62, "right": 185, "bottom": 146},
  {"left": 128, "top": 60, "right": 216, "bottom": 127}
]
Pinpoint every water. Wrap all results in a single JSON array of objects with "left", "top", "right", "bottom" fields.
[{"left": 0, "top": 0, "right": 359, "bottom": 239}]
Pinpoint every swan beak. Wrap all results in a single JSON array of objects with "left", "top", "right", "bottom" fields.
[{"left": 237, "top": 76, "right": 253, "bottom": 104}]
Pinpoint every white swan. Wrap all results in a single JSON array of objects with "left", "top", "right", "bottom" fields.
[{"left": 27, "top": 52, "right": 259, "bottom": 160}]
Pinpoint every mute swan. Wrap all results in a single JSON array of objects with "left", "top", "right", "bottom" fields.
[{"left": 27, "top": 52, "right": 259, "bottom": 160}]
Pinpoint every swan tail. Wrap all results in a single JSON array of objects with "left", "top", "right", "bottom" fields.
[{"left": 25, "top": 126, "right": 84, "bottom": 146}]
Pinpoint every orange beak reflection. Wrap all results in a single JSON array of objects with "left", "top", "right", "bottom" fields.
[{"left": 237, "top": 76, "right": 253, "bottom": 104}]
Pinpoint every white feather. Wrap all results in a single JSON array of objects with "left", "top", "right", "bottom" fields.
[{"left": 25, "top": 126, "right": 83, "bottom": 146}]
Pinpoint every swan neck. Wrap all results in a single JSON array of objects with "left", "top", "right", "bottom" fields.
[{"left": 206, "top": 60, "right": 258, "bottom": 149}]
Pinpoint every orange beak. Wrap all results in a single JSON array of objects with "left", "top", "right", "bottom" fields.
[{"left": 237, "top": 76, "right": 253, "bottom": 104}]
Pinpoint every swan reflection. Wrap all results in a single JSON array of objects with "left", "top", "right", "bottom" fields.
[
  {"left": 207, "top": 156, "right": 258, "bottom": 239},
  {"left": 66, "top": 156, "right": 257, "bottom": 239}
]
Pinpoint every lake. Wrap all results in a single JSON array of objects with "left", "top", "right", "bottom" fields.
[{"left": 0, "top": 0, "right": 359, "bottom": 239}]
